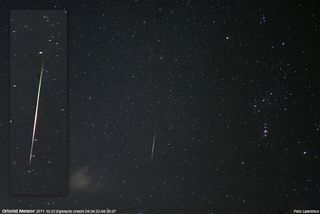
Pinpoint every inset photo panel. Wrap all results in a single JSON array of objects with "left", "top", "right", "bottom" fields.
[{"left": 10, "top": 9, "right": 68, "bottom": 195}]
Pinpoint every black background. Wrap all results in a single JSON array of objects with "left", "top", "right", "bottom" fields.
[
  {"left": 10, "top": 10, "right": 68, "bottom": 195},
  {"left": 0, "top": 0, "right": 320, "bottom": 213}
]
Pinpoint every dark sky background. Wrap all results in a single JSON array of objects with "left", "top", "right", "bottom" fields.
[
  {"left": 0, "top": 0, "right": 320, "bottom": 213},
  {"left": 10, "top": 10, "right": 68, "bottom": 195}
]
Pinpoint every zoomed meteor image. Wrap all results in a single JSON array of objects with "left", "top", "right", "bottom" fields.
[{"left": 10, "top": 10, "right": 68, "bottom": 195}]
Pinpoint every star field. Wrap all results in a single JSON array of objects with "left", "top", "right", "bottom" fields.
[
  {"left": 10, "top": 9, "right": 68, "bottom": 195},
  {"left": 0, "top": 0, "right": 320, "bottom": 213}
]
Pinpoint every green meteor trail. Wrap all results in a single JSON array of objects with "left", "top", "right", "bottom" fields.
[{"left": 29, "top": 59, "right": 44, "bottom": 167}]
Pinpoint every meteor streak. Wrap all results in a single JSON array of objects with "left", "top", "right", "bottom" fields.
[
  {"left": 151, "top": 134, "right": 156, "bottom": 160},
  {"left": 29, "top": 59, "right": 44, "bottom": 167}
]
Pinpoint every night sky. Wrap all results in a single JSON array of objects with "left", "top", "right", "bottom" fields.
[
  {"left": 0, "top": 0, "right": 320, "bottom": 213},
  {"left": 10, "top": 10, "right": 68, "bottom": 195}
]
